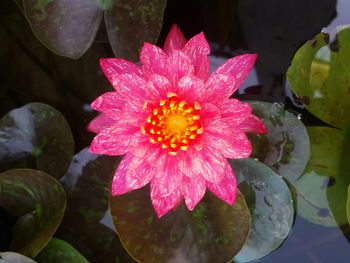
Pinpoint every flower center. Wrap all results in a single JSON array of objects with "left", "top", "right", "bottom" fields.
[{"left": 141, "top": 93, "right": 203, "bottom": 156}]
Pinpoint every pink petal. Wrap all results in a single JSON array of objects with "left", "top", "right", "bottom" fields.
[
  {"left": 203, "top": 73, "right": 236, "bottom": 104},
  {"left": 112, "top": 74, "right": 146, "bottom": 107},
  {"left": 182, "top": 175, "right": 206, "bottom": 210},
  {"left": 190, "top": 146, "right": 226, "bottom": 183},
  {"left": 88, "top": 114, "right": 115, "bottom": 133},
  {"left": 111, "top": 154, "right": 134, "bottom": 195},
  {"left": 125, "top": 147, "right": 160, "bottom": 190},
  {"left": 239, "top": 115, "right": 268, "bottom": 134},
  {"left": 141, "top": 43, "right": 167, "bottom": 78},
  {"left": 219, "top": 99, "right": 252, "bottom": 126},
  {"left": 207, "top": 162, "right": 237, "bottom": 205},
  {"left": 111, "top": 142, "right": 159, "bottom": 195},
  {"left": 177, "top": 75, "right": 205, "bottom": 102},
  {"left": 151, "top": 186, "right": 182, "bottom": 218},
  {"left": 200, "top": 103, "right": 221, "bottom": 127},
  {"left": 91, "top": 91, "right": 146, "bottom": 125},
  {"left": 163, "top": 24, "right": 186, "bottom": 55},
  {"left": 89, "top": 125, "right": 139, "bottom": 156},
  {"left": 91, "top": 91, "right": 124, "bottom": 112},
  {"left": 183, "top": 32, "right": 210, "bottom": 80},
  {"left": 211, "top": 54, "right": 257, "bottom": 94},
  {"left": 150, "top": 155, "right": 184, "bottom": 217},
  {"left": 146, "top": 74, "right": 172, "bottom": 101},
  {"left": 166, "top": 50, "right": 194, "bottom": 86},
  {"left": 205, "top": 123, "right": 252, "bottom": 159},
  {"left": 100, "top": 58, "right": 142, "bottom": 85}
]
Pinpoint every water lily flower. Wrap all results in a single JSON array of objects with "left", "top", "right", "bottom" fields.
[{"left": 89, "top": 24, "right": 267, "bottom": 218}]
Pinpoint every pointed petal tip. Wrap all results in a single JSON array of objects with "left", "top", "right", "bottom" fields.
[
  {"left": 163, "top": 24, "right": 187, "bottom": 55},
  {"left": 245, "top": 53, "right": 258, "bottom": 63},
  {"left": 155, "top": 209, "right": 167, "bottom": 218}
]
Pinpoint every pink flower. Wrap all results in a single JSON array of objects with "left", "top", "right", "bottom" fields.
[{"left": 89, "top": 25, "right": 267, "bottom": 218}]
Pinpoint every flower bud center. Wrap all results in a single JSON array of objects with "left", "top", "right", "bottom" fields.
[
  {"left": 166, "top": 114, "right": 188, "bottom": 134},
  {"left": 141, "top": 93, "right": 203, "bottom": 155}
]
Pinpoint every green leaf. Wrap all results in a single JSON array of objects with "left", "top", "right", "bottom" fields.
[
  {"left": 287, "top": 26, "right": 350, "bottom": 128},
  {"left": 247, "top": 101, "right": 310, "bottom": 183},
  {"left": 232, "top": 158, "right": 294, "bottom": 262},
  {"left": 105, "top": 0, "right": 167, "bottom": 61},
  {"left": 110, "top": 187, "right": 251, "bottom": 263},
  {"left": 0, "top": 169, "right": 66, "bottom": 258},
  {"left": 0, "top": 103, "right": 74, "bottom": 179},
  {"left": 327, "top": 126, "right": 350, "bottom": 226},
  {"left": 35, "top": 238, "right": 89, "bottom": 263},
  {"left": 294, "top": 126, "right": 350, "bottom": 226},
  {"left": 0, "top": 252, "right": 36, "bottom": 263},
  {"left": 56, "top": 148, "right": 134, "bottom": 263},
  {"left": 21, "top": 0, "right": 104, "bottom": 59}
]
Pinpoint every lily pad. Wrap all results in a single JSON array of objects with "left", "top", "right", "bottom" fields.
[
  {"left": 247, "top": 101, "right": 310, "bottom": 183},
  {"left": 294, "top": 171, "right": 337, "bottom": 227},
  {"left": 232, "top": 158, "right": 294, "bottom": 263},
  {"left": 0, "top": 169, "right": 66, "bottom": 258},
  {"left": 35, "top": 238, "right": 89, "bottom": 263},
  {"left": 105, "top": 0, "right": 167, "bottom": 61},
  {"left": 294, "top": 126, "right": 350, "bottom": 227},
  {"left": 287, "top": 26, "right": 350, "bottom": 128},
  {"left": 110, "top": 187, "right": 251, "bottom": 263},
  {"left": 0, "top": 103, "right": 74, "bottom": 179},
  {"left": 0, "top": 252, "right": 36, "bottom": 263},
  {"left": 20, "top": 0, "right": 103, "bottom": 59},
  {"left": 57, "top": 148, "right": 134, "bottom": 263}
]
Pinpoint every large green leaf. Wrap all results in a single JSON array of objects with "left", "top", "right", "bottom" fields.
[
  {"left": 110, "top": 187, "right": 250, "bottom": 263},
  {"left": 232, "top": 158, "right": 294, "bottom": 262},
  {"left": 287, "top": 26, "right": 350, "bottom": 128},
  {"left": 294, "top": 126, "right": 350, "bottom": 226},
  {"left": 247, "top": 101, "right": 310, "bottom": 183},
  {"left": 56, "top": 148, "right": 134, "bottom": 263},
  {"left": 327, "top": 126, "right": 350, "bottom": 226},
  {"left": 105, "top": 0, "right": 167, "bottom": 61},
  {"left": 35, "top": 238, "right": 89, "bottom": 263},
  {"left": 20, "top": 0, "right": 104, "bottom": 59},
  {"left": 0, "top": 252, "right": 36, "bottom": 263},
  {"left": 0, "top": 169, "right": 66, "bottom": 258},
  {"left": 0, "top": 103, "right": 74, "bottom": 179}
]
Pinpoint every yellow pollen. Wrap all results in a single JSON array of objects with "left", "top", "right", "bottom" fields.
[
  {"left": 140, "top": 125, "right": 146, "bottom": 134},
  {"left": 180, "top": 145, "right": 188, "bottom": 151},
  {"left": 166, "top": 115, "right": 188, "bottom": 134},
  {"left": 194, "top": 102, "right": 201, "bottom": 110},
  {"left": 167, "top": 92, "right": 178, "bottom": 98},
  {"left": 142, "top": 98, "right": 203, "bottom": 155},
  {"left": 189, "top": 134, "right": 197, "bottom": 140},
  {"left": 179, "top": 101, "right": 187, "bottom": 108}
]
